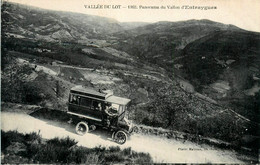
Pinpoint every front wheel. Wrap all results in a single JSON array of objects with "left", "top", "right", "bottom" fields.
[
  {"left": 75, "top": 121, "right": 89, "bottom": 135},
  {"left": 113, "top": 130, "right": 127, "bottom": 144}
]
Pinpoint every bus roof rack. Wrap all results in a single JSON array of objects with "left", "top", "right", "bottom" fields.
[
  {"left": 71, "top": 86, "right": 107, "bottom": 99},
  {"left": 70, "top": 86, "right": 130, "bottom": 105}
]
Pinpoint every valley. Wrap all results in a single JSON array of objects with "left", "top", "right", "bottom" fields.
[{"left": 1, "top": 1, "right": 259, "bottom": 163}]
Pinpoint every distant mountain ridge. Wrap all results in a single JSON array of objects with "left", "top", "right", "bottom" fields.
[
  {"left": 2, "top": 2, "right": 131, "bottom": 43},
  {"left": 110, "top": 19, "right": 243, "bottom": 73}
]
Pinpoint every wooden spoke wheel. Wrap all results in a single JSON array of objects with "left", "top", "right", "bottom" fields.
[
  {"left": 114, "top": 130, "right": 127, "bottom": 144},
  {"left": 75, "top": 121, "right": 89, "bottom": 135}
]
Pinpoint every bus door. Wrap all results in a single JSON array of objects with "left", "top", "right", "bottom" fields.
[{"left": 91, "top": 100, "right": 103, "bottom": 120}]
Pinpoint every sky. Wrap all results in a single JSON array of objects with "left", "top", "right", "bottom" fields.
[{"left": 4, "top": 0, "right": 260, "bottom": 32}]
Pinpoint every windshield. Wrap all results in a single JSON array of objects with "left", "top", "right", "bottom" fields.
[
  {"left": 106, "top": 103, "right": 125, "bottom": 115},
  {"left": 111, "top": 103, "right": 119, "bottom": 111}
]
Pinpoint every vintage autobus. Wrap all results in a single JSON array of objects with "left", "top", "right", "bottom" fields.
[{"left": 67, "top": 85, "right": 132, "bottom": 144}]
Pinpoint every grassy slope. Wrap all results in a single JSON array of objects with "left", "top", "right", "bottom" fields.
[{"left": 1, "top": 130, "right": 152, "bottom": 164}]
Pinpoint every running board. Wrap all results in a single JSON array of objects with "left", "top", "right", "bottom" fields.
[{"left": 67, "top": 111, "right": 102, "bottom": 122}]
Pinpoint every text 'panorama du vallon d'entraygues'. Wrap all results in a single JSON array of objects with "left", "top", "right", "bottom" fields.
[{"left": 84, "top": 4, "right": 217, "bottom": 10}]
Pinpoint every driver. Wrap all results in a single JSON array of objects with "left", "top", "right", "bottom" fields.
[
  {"left": 105, "top": 105, "right": 117, "bottom": 116},
  {"left": 104, "top": 104, "right": 118, "bottom": 126}
]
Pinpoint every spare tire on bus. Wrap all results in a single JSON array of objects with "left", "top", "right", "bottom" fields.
[
  {"left": 75, "top": 121, "right": 89, "bottom": 135},
  {"left": 113, "top": 130, "right": 127, "bottom": 144}
]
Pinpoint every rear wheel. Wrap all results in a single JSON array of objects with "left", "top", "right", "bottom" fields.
[
  {"left": 75, "top": 121, "right": 89, "bottom": 135},
  {"left": 114, "top": 130, "right": 127, "bottom": 144}
]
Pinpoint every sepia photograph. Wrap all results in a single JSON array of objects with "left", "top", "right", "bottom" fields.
[{"left": 1, "top": 0, "right": 260, "bottom": 163}]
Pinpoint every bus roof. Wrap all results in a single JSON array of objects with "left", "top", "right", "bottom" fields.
[
  {"left": 70, "top": 86, "right": 131, "bottom": 105},
  {"left": 71, "top": 86, "right": 107, "bottom": 99}
]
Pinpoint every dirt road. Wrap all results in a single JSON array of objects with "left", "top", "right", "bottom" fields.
[{"left": 1, "top": 112, "right": 243, "bottom": 163}]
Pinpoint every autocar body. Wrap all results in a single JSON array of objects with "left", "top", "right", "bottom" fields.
[{"left": 67, "top": 85, "right": 132, "bottom": 144}]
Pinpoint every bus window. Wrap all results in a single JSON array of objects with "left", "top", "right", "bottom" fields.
[
  {"left": 70, "top": 94, "right": 79, "bottom": 104},
  {"left": 80, "top": 97, "right": 92, "bottom": 107}
]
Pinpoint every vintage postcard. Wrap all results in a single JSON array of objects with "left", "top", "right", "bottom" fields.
[{"left": 1, "top": 0, "right": 259, "bottom": 164}]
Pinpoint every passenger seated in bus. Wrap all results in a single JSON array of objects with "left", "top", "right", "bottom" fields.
[
  {"left": 71, "top": 95, "right": 79, "bottom": 104},
  {"left": 92, "top": 101, "right": 101, "bottom": 111},
  {"left": 96, "top": 103, "right": 102, "bottom": 111}
]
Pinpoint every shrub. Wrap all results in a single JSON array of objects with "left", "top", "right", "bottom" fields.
[
  {"left": 1, "top": 130, "right": 25, "bottom": 151},
  {"left": 24, "top": 132, "right": 41, "bottom": 142},
  {"left": 104, "top": 152, "right": 124, "bottom": 162},
  {"left": 1, "top": 131, "right": 153, "bottom": 164},
  {"left": 108, "top": 146, "right": 121, "bottom": 152},
  {"left": 32, "top": 137, "right": 78, "bottom": 163},
  {"left": 46, "top": 136, "right": 77, "bottom": 148}
]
